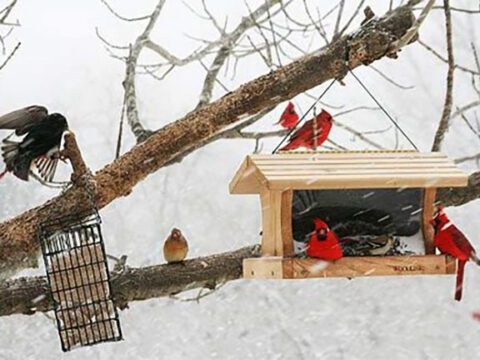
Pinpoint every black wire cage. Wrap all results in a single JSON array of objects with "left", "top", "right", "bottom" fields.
[{"left": 39, "top": 211, "right": 122, "bottom": 352}]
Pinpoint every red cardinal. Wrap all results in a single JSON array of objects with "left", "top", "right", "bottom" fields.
[
  {"left": 430, "top": 205, "right": 480, "bottom": 301},
  {"left": 306, "top": 218, "right": 343, "bottom": 261},
  {"left": 280, "top": 109, "right": 334, "bottom": 151},
  {"left": 276, "top": 102, "right": 299, "bottom": 129}
]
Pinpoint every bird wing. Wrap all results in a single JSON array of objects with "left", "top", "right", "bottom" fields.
[
  {"left": 0, "top": 106, "right": 48, "bottom": 135},
  {"left": 34, "top": 156, "right": 59, "bottom": 183},
  {"left": 451, "top": 227, "right": 475, "bottom": 257}
]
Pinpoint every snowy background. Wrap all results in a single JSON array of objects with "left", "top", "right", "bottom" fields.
[{"left": 1, "top": 1, "right": 479, "bottom": 359}]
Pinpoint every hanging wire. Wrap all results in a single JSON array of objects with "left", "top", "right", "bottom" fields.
[
  {"left": 272, "top": 78, "right": 337, "bottom": 153},
  {"left": 347, "top": 69, "right": 419, "bottom": 151}
]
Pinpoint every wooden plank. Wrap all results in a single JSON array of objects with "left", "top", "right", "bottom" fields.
[
  {"left": 261, "top": 168, "right": 463, "bottom": 176},
  {"left": 251, "top": 152, "right": 447, "bottom": 160},
  {"left": 272, "top": 190, "right": 283, "bottom": 257},
  {"left": 243, "top": 258, "right": 283, "bottom": 279},
  {"left": 229, "top": 157, "right": 250, "bottom": 194},
  {"left": 422, "top": 188, "right": 437, "bottom": 254},
  {"left": 254, "top": 159, "right": 452, "bottom": 166},
  {"left": 255, "top": 161, "right": 456, "bottom": 168},
  {"left": 260, "top": 189, "right": 275, "bottom": 256},
  {"left": 446, "top": 255, "right": 457, "bottom": 274},
  {"left": 229, "top": 157, "right": 265, "bottom": 194},
  {"left": 268, "top": 173, "right": 468, "bottom": 190},
  {"left": 289, "top": 255, "right": 453, "bottom": 278},
  {"left": 242, "top": 255, "right": 455, "bottom": 279},
  {"left": 281, "top": 190, "right": 294, "bottom": 257}
]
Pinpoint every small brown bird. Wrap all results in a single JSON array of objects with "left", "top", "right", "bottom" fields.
[{"left": 163, "top": 228, "right": 189, "bottom": 263}]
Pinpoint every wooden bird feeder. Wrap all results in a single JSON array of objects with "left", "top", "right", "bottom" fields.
[{"left": 229, "top": 151, "right": 469, "bottom": 280}]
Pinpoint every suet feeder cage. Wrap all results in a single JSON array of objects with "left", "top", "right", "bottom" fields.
[
  {"left": 39, "top": 212, "right": 122, "bottom": 352},
  {"left": 229, "top": 150, "right": 469, "bottom": 280}
]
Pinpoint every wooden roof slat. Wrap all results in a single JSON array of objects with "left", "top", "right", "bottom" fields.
[
  {"left": 269, "top": 173, "right": 467, "bottom": 190},
  {"left": 259, "top": 164, "right": 458, "bottom": 172},
  {"left": 229, "top": 151, "right": 469, "bottom": 194},
  {"left": 262, "top": 169, "right": 464, "bottom": 176},
  {"left": 254, "top": 159, "right": 453, "bottom": 165},
  {"left": 252, "top": 152, "right": 446, "bottom": 160}
]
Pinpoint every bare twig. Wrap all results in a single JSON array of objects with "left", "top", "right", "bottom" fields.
[
  {"left": 122, "top": 0, "right": 166, "bottom": 142},
  {"left": 418, "top": 40, "right": 480, "bottom": 75},
  {"left": 368, "top": 65, "right": 414, "bottom": 90},
  {"left": 332, "top": 0, "right": 346, "bottom": 40},
  {"left": 432, "top": 0, "right": 454, "bottom": 151},
  {"left": 0, "top": 40, "right": 19, "bottom": 71},
  {"left": 455, "top": 153, "right": 480, "bottom": 164},
  {"left": 99, "top": 0, "right": 150, "bottom": 22},
  {"left": 390, "top": 0, "right": 436, "bottom": 53}
]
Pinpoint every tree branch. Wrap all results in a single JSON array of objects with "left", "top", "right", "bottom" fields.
[
  {"left": 0, "top": 246, "right": 261, "bottom": 317},
  {"left": 431, "top": 0, "right": 455, "bottom": 151},
  {"left": 122, "top": 0, "right": 166, "bottom": 142},
  {"left": 0, "top": 3, "right": 420, "bottom": 277}
]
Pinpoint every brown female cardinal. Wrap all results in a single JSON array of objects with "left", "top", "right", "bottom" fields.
[
  {"left": 163, "top": 228, "right": 189, "bottom": 264},
  {"left": 276, "top": 102, "right": 299, "bottom": 129},
  {"left": 430, "top": 205, "right": 480, "bottom": 301},
  {"left": 307, "top": 218, "right": 343, "bottom": 261},
  {"left": 0, "top": 105, "right": 68, "bottom": 182},
  {"left": 280, "top": 109, "right": 334, "bottom": 151}
]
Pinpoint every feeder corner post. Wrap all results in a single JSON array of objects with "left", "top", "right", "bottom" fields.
[
  {"left": 259, "top": 187, "right": 294, "bottom": 258},
  {"left": 422, "top": 188, "right": 437, "bottom": 255}
]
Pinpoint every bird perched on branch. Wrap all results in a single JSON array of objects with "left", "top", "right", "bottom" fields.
[
  {"left": 163, "top": 228, "right": 189, "bottom": 264},
  {"left": 307, "top": 218, "right": 343, "bottom": 261},
  {"left": 276, "top": 101, "right": 299, "bottom": 129},
  {"left": 430, "top": 205, "right": 480, "bottom": 301},
  {"left": 280, "top": 109, "right": 334, "bottom": 151},
  {"left": 0, "top": 105, "right": 68, "bottom": 182}
]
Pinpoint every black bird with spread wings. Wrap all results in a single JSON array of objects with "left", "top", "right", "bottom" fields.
[{"left": 0, "top": 106, "right": 68, "bottom": 182}]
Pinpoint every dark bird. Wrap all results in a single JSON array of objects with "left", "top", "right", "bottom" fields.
[
  {"left": 0, "top": 106, "right": 68, "bottom": 182},
  {"left": 163, "top": 228, "right": 189, "bottom": 263}
]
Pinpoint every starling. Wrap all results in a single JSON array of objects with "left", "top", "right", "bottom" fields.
[
  {"left": 163, "top": 228, "right": 189, "bottom": 264},
  {"left": 0, "top": 105, "right": 68, "bottom": 182}
]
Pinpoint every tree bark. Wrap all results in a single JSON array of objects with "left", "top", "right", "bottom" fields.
[
  {"left": 0, "top": 246, "right": 260, "bottom": 317},
  {"left": 1, "top": 3, "right": 474, "bottom": 279}
]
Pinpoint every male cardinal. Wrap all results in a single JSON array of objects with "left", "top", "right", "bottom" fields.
[
  {"left": 430, "top": 205, "right": 480, "bottom": 301},
  {"left": 276, "top": 102, "right": 299, "bottom": 129},
  {"left": 280, "top": 109, "right": 334, "bottom": 151},
  {"left": 306, "top": 218, "right": 343, "bottom": 261},
  {"left": 0, "top": 106, "right": 68, "bottom": 182},
  {"left": 163, "top": 228, "right": 189, "bottom": 263}
]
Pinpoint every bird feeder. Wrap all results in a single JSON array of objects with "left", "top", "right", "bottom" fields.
[
  {"left": 39, "top": 212, "right": 122, "bottom": 351},
  {"left": 229, "top": 151, "right": 469, "bottom": 279}
]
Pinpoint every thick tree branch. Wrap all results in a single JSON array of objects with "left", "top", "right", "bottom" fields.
[
  {"left": 438, "top": 172, "right": 480, "bottom": 207},
  {"left": 0, "top": 3, "right": 422, "bottom": 277},
  {"left": 0, "top": 246, "right": 260, "bottom": 317}
]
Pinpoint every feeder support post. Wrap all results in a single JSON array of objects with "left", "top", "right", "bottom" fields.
[
  {"left": 422, "top": 188, "right": 437, "bottom": 254},
  {"left": 259, "top": 188, "right": 294, "bottom": 257}
]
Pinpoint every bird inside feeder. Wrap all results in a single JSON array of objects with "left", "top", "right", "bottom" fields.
[{"left": 229, "top": 151, "right": 469, "bottom": 280}]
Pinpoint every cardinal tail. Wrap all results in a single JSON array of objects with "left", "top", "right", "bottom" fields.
[
  {"left": 0, "top": 168, "right": 6, "bottom": 180},
  {"left": 470, "top": 252, "right": 480, "bottom": 266},
  {"left": 455, "top": 260, "right": 466, "bottom": 301}
]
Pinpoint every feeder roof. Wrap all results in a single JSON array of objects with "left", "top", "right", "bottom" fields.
[{"left": 229, "top": 151, "right": 468, "bottom": 194}]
